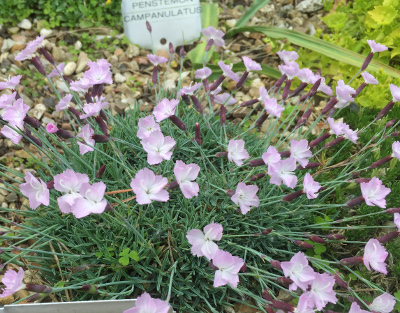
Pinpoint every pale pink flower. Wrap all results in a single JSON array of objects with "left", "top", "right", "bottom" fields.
[
  {"left": 290, "top": 139, "right": 312, "bottom": 167},
  {"left": 389, "top": 84, "right": 400, "bottom": 102},
  {"left": 214, "top": 93, "right": 237, "bottom": 106},
  {"left": 227, "top": 139, "right": 249, "bottom": 166},
  {"left": 186, "top": 223, "right": 223, "bottom": 260},
  {"left": 312, "top": 74, "right": 332, "bottom": 96},
  {"left": 123, "top": 292, "right": 171, "bottom": 313},
  {"left": 70, "top": 77, "right": 93, "bottom": 93},
  {"left": 335, "top": 80, "right": 355, "bottom": 108},
  {"left": 281, "top": 252, "right": 316, "bottom": 291},
  {"left": 202, "top": 26, "right": 225, "bottom": 47},
  {"left": 1, "top": 126, "right": 23, "bottom": 144},
  {"left": 177, "top": 82, "right": 202, "bottom": 97},
  {"left": 361, "top": 71, "right": 378, "bottom": 85},
  {"left": 2, "top": 98, "right": 29, "bottom": 126},
  {"left": 327, "top": 117, "right": 345, "bottom": 136},
  {"left": 55, "top": 94, "right": 73, "bottom": 111},
  {"left": 137, "top": 115, "right": 161, "bottom": 140},
  {"left": 195, "top": 67, "right": 212, "bottom": 79},
  {"left": 147, "top": 54, "right": 168, "bottom": 66},
  {"left": 83, "top": 59, "right": 113, "bottom": 85},
  {"left": 130, "top": 168, "right": 169, "bottom": 205},
  {"left": 303, "top": 173, "right": 321, "bottom": 199},
  {"left": 243, "top": 56, "right": 261, "bottom": 72},
  {"left": 298, "top": 68, "right": 315, "bottom": 84},
  {"left": 212, "top": 249, "right": 244, "bottom": 288},
  {"left": 258, "top": 87, "right": 269, "bottom": 102},
  {"left": 46, "top": 123, "right": 58, "bottom": 133},
  {"left": 264, "top": 97, "right": 284, "bottom": 118},
  {"left": 367, "top": 40, "right": 388, "bottom": 53},
  {"left": 349, "top": 302, "right": 369, "bottom": 313},
  {"left": 342, "top": 124, "right": 358, "bottom": 144},
  {"left": 19, "top": 172, "right": 49, "bottom": 210},
  {"left": 80, "top": 97, "right": 109, "bottom": 119},
  {"left": 174, "top": 160, "right": 200, "bottom": 199},
  {"left": 361, "top": 177, "right": 390, "bottom": 208},
  {"left": 218, "top": 61, "right": 239, "bottom": 82},
  {"left": 294, "top": 294, "right": 315, "bottom": 313},
  {"left": 278, "top": 61, "right": 300, "bottom": 80},
  {"left": 153, "top": 98, "right": 179, "bottom": 122},
  {"left": 370, "top": 293, "right": 395, "bottom": 313},
  {"left": 0, "top": 75, "right": 22, "bottom": 90},
  {"left": 394, "top": 213, "right": 400, "bottom": 231},
  {"left": 48, "top": 62, "right": 65, "bottom": 78},
  {"left": 141, "top": 130, "right": 176, "bottom": 165},
  {"left": 0, "top": 268, "right": 25, "bottom": 298},
  {"left": 363, "top": 238, "right": 388, "bottom": 274},
  {"left": 0, "top": 92, "right": 16, "bottom": 109},
  {"left": 231, "top": 182, "right": 259, "bottom": 214},
  {"left": 269, "top": 158, "right": 298, "bottom": 189},
  {"left": 72, "top": 182, "right": 107, "bottom": 218},
  {"left": 277, "top": 50, "right": 299, "bottom": 63},
  {"left": 306, "top": 273, "right": 337, "bottom": 311},
  {"left": 392, "top": 141, "right": 400, "bottom": 160},
  {"left": 210, "top": 86, "right": 222, "bottom": 96},
  {"left": 77, "top": 124, "right": 95, "bottom": 155},
  {"left": 15, "top": 35, "right": 45, "bottom": 61},
  {"left": 262, "top": 145, "right": 281, "bottom": 167}
]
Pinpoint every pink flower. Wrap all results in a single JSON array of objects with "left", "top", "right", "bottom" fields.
[
  {"left": 277, "top": 50, "right": 299, "bottom": 63},
  {"left": 177, "top": 83, "right": 202, "bottom": 97},
  {"left": 218, "top": 61, "right": 239, "bottom": 82},
  {"left": 77, "top": 124, "right": 95, "bottom": 156},
  {"left": 83, "top": 59, "right": 113, "bottom": 85},
  {"left": 294, "top": 294, "right": 315, "bottom": 313},
  {"left": 123, "top": 292, "right": 171, "bottom": 313},
  {"left": 342, "top": 124, "right": 358, "bottom": 144},
  {"left": 80, "top": 97, "right": 109, "bottom": 119},
  {"left": 269, "top": 158, "right": 298, "bottom": 189},
  {"left": 335, "top": 80, "right": 355, "bottom": 108},
  {"left": 361, "top": 71, "right": 378, "bottom": 85},
  {"left": 360, "top": 177, "right": 390, "bottom": 208},
  {"left": 1, "top": 126, "right": 22, "bottom": 144},
  {"left": 0, "top": 92, "right": 16, "bottom": 109},
  {"left": 394, "top": 213, "right": 400, "bottom": 230},
  {"left": 363, "top": 238, "right": 388, "bottom": 274},
  {"left": 137, "top": 115, "right": 161, "bottom": 140},
  {"left": 202, "top": 26, "right": 225, "bottom": 47},
  {"left": 298, "top": 68, "right": 316, "bottom": 84},
  {"left": 303, "top": 173, "right": 321, "bottom": 199},
  {"left": 258, "top": 87, "right": 269, "bottom": 102},
  {"left": 72, "top": 182, "right": 107, "bottom": 218},
  {"left": 262, "top": 145, "right": 281, "bottom": 166},
  {"left": 147, "top": 54, "right": 168, "bottom": 66},
  {"left": 278, "top": 61, "right": 300, "bottom": 80},
  {"left": 231, "top": 182, "right": 259, "bottom": 214},
  {"left": 153, "top": 98, "right": 179, "bottom": 122},
  {"left": 281, "top": 252, "right": 316, "bottom": 291},
  {"left": 46, "top": 123, "right": 58, "bottom": 133},
  {"left": 19, "top": 172, "right": 49, "bottom": 210},
  {"left": 174, "top": 160, "right": 200, "bottom": 199},
  {"left": 0, "top": 268, "right": 25, "bottom": 298},
  {"left": 48, "top": 62, "right": 65, "bottom": 78},
  {"left": 214, "top": 93, "right": 237, "bottom": 106},
  {"left": 15, "top": 35, "right": 45, "bottom": 61},
  {"left": 227, "top": 139, "right": 249, "bottom": 166},
  {"left": 306, "top": 273, "right": 337, "bottom": 310},
  {"left": 349, "top": 302, "right": 369, "bottom": 313},
  {"left": 392, "top": 141, "right": 400, "bottom": 160},
  {"left": 130, "top": 168, "right": 169, "bottom": 205},
  {"left": 2, "top": 98, "right": 29, "bottom": 126},
  {"left": 141, "top": 130, "right": 176, "bottom": 165},
  {"left": 212, "top": 250, "right": 244, "bottom": 288},
  {"left": 70, "top": 77, "right": 93, "bottom": 93},
  {"left": 0, "top": 75, "right": 22, "bottom": 90},
  {"left": 370, "top": 293, "right": 395, "bottom": 313},
  {"left": 327, "top": 117, "right": 345, "bottom": 136},
  {"left": 210, "top": 86, "right": 222, "bottom": 96},
  {"left": 389, "top": 84, "right": 400, "bottom": 102},
  {"left": 195, "top": 67, "right": 212, "bottom": 79},
  {"left": 186, "top": 223, "right": 223, "bottom": 260},
  {"left": 312, "top": 74, "right": 332, "bottom": 96},
  {"left": 367, "top": 40, "right": 388, "bottom": 53},
  {"left": 264, "top": 97, "right": 284, "bottom": 118},
  {"left": 290, "top": 139, "right": 312, "bottom": 167},
  {"left": 55, "top": 94, "right": 73, "bottom": 111},
  {"left": 242, "top": 56, "right": 261, "bottom": 72}
]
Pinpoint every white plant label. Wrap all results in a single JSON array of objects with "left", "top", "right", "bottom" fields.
[{"left": 121, "top": 0, "right": 202, "bottom": 51}]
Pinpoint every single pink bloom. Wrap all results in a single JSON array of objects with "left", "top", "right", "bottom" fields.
[
  {"left": 83, "top": 59, "right": 113, "bottom": 85},
  {"left": 242, "top": 56, "right": 261, "bottom": 72},
  {"left": 212, "top": 249, "right": 244, "bottom": 288},
  {"left": 210, "top": 86, "right": 222, "bottom": 96},
  {"left": 312, "top": 74, "right": 333, "bottom": 96},
  {"left": 80, "top": 97, "right": 109, "bottom": 119},
  {"left": 290, "top": 139, "right": 312, "bottom": 167},
  {"left": 218, "top": 61, "right": 239, "bottom": 82},
  {"left": 0, "top": 92, "right": 17, "bottom": 109},
  {"left": 231, "top": 182, "right": 259, "bottom": 214},
  {"left": 392, "top": 141, "right": 400, "bottom": 160},
  {"left": 77, "top": 124, "right": 95, "bottom": 156},
  {"left": 174, "top": 160, "right": 200, "bottom": 199},
  {"left": 294, "top": 294, "right": 315, "bottom": 313},
  {"left": 153, "top": 98, "right": 179, "bottom": 122},
  {"left": 277, "top": 50, "right": 299, "bottom": 63},
  {"left": 269, "top": 158, "right": 298, "bottom": 189},
  {"left": 177, "top": 82, "right": 202, "bottom": 97},
  {"left": 258, "top": 87, "right": 269, "bottom": 103},
  {"left": 306, "top": 273, "right": 337, "bottom": 311},
  {"left": 70, "top": 77, "right": 93, "bottom": 93},
  {"left": 123, "top": 292, "right": 171, "bottom": 313},
  {"left": 55, "top": 94, "right": 73, "bottom": 111},
  {"left": 1, "top": 126, "right": 23, "bottom": 144},
  {"left": 278, "top": 61, "right": 300, "bottom": 80},
  {"left": 202, "top": 26, "right": 225, "bottom": 47},
  {"left": 335, "top": 80, "right": 355, "bottom": 108},
  {"left": 327, "top": 117, "right": 345, "bottom": 136},
  {"left": 214, "top": 93, "right": 237, "bottom": 106},
  {"left": 15, "top": 35, "right": 45, "bottom": 61},
  {"left": 48, "top": 63, "right": 65, "bottom": 78},
  {"left": 19, "top": 172, "right": 49, "bottom": 210},
  {"left": 0, "top": 75, "right": 22, "bottom": 90},
  {"left": 367, "top": 40, "right": 388, "bottom": 53},
  {"left": 137, "top": 115, "right": 161, "bottom": 140},
  {"left": 46, "top": 123, "right": 58, "bottom": 133},
  {"left": 360, "top": 177, "right": 390, "bottom": 208},
  {"left": 72, "top": 182, "right": 107, "bottom": 218},
  {"left": 389, "top": 84, "right": 400, "bottom": 102},
  {"left": 195, "top": 67, "right": 212, "bottom": 79},
  {"left": 227, "top": 139, "right": 249, "bottom": 166},
  {"left": 141, "top": 130, "right": 176, "bottom": 165},
  {"left": 147, "top": 54, "right": 168, "bottom": 66},
  {"left": 394, "top": 213, "right": 400, "bottom": 231},
  {"left": 0, "top": 268, "right": 25, "bottom": 298},
  {"left": 130, "top": 168, "right": 169, "bottom": 205},
  {"left": 370, "top": 293, "right": 395, "bottom": 313},
  {"left": 361, "top": 71, "right": 378, "bottom": 85},
  {"left": 281, "top": 252, "right": 316, "bottom": 291},
  {"left": 186, "top": 223, "right": 223, "bottom": 260},
  {"left": 349, "top": 302, "right": 370, "bottom": 313},
  {"left": 363, "top": 238, "right": 388, "bottom": 274},
  {"left": 297, "top": 68, "right": 315, "bottom": 84},
  {"left": 264, "top": 97, "right": 284, "bottom": 118},
  {"left": 262, "top": 146, "right": 281, "bottom": 173},
  {"left": 2, "top": 98, "right": 29, "bottom": 126},
  {"left": 342, "top": 124, "right": 358, "bottom": 144},
  {"left": 303, "top": 173, "right": 321, "bottom": 199}
]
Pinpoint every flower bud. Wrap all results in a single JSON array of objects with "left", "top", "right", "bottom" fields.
[
  {"left": 236, "top": 71, "right": 248, "bottom": 89},
  {"left": 369, "top": 156, "right": 393, "bottom": 169},
  {"left": 25, "top": 284, "right": 53, "bottom": 293},
  {"left": 326, "top": 234, "right": 346, "bottom": 240},
  {"left": 104, "top": 203, "right": 114, "bottom": 212},
  {"left": 95, "top": 115, "right": 109, "bottom": 136},
  {"left": 282, "top": 190, "right": 304, "bottom": 202},
  {"left": 279, "top": 151, "right": 291, "bottom": 158},
  {"left": 255, "top": 111, "right": 268, "bottom": 128},
  {"left": 376, "top": 100, "right": 395, "bottom": 121},
  {"left": 92, "top": 83, "right": 103, "bottom": 97},
  {"left": 297, "top": 162, "right": 321, "bottom": 170},
  {"left": 92, "top": 134, "right": 110, "bottom": 143},
  {"left": 169, "top": 115, "right": 187, "bottom": 131},
  {"left": 310, "top": 133, "right": 331, "bottom": 148},
  {"left": 30, "top": 56, "right": 46, "bottom": 76},
  {"left": 209, "top": 261, "right": 218, "bottom": 270},
  {"left": 85, "top": 92, "right": 93, "bottom": 104},
  {"left": 216, "top": 151, "right": 228, "bottom": 158},
  {"left": 248, "top": 158, "right": 265, "bottom": 167},
  {"left": 339, "top": 256, "right": 363, "bottom": 266},
  {"left": 181, "top": 94, "right": 191, "bottom": 106},
  {"left": 333, "top": 272, "right": 348, "bottom": 290},
  {"left": 63, "top": 75, "right": 73, "bottom": 84},
  {"left": 210, "top": 75, "right": 225, "bottom": 91},
  {"left": 321, "top": 96, "right": 338, "bottom": 115},
  {"left": 226, "top": 189, "right": 235, "bottom": 196},
  {"left": 38, "top": 47, "right": 54, "bottom": 64},
  {"left": 385, "top": 119, "right": 397, "bottom": 128},
  {"left": 391, "top": 131, "right": 400, "bottom": 137},
  {"left": 205, "top": 39, "right": 214, "bottom": 52},
  {"left": 281, "top": 79, "right": 292, "bottom": 101},
  {"left": 277, "top": 277, "right": 293, "bottom": 286},
  {"left": 270, "top": 260, "right": 282, "bottom": 270},
  {"left": 220, "top": 105, "right": 226, "bottom": 126},
  {"left": 146, "top": 20, "right": 152, "bottom": 33},
  {"left": 295, "top": 109, "right": 312, "bottom": 129},
  {"left": 166, "top": 180, "right": 179, "bottom": 190},
  {"left": 262, "top": 289, "right": 273, "bottom": 301},
  {"left": 180, "top": 46, "right": 185, "bottom": 58},
  {"left": 99, "top": 110, "right": 108, "bottom": 122},
  {"left": 26, "top": 293, "right": 44, "bottom": 303},
  {"left": 169, "top": 42, "right": 174, "bottom": 54},
  {"left": 307, "top": 235, "right": 327, "bottom": 244},
  {"left": 262, "top": 228, "right": 273, "bottom": 235},
  {"left": 46, "top": 180, "right": 55, "bottom": 190},
  {"left": 353, "top": 82, "right": 367, "bottom": 97},
  {"left": 23, "top": 116, "right": 42, "bottom": 129},
  {"left": 152, "top": 66, "right": 158, "bottom": 85},
  {"left": 96, "top": 165, "right": 106, "bottom": 178},
  {"left": 56, "top": 129, "right": 74, "bottom": 139},
  {"left": 81, "top": 284, "right": 99, "bottom": 294},
  {"left": 23, "top": 130, "right": 43, "bottom": 146},
  {"left": 195, "top": 122, "right": 201, "bottom": 145},
  {"left": 294, "top": 240, "right": 314, "bottom": 249},
  {"left": 322, "top": 136, "right": 345, "bottom": 149},
  {"left": 386, "top": 207, "right": 400, "bottom": 214},
  {"left": 377, "top": 231, "right": 400, "bottom": 243},
  {"left": 271, "top": 301, "right": 294, "bottom": 312},
  {"left": 240, "top": 263, "right": 247, "bottom": 273},
  {"left": 250, "top": 173, "right": 265, "bottom": 181},
  {"left": 274, "top": 74, "right": 287, "bottom": 89},
  {"left": 290, "top": 82, "right": 308, "bottom": 98},
  {"left": 240, "top": 99, "right": 259, "bottom": 107},
  {"left": 190, "top": 95, "right": 203, "bottom": 114},
  {"left": 307, "top": 78, "right": 322, "bottom": 98},
  {"left": 68, "top": 107, "right": 82, "bottom": 118},
  {"left": 354, "top": 178, "right": 372, "bottom": 184},
  {"left": 346, "top": 196, "right": 365, "bottom": 208},
  {"left": 361, "top": 52, "right": 373, "bottom": 71}
]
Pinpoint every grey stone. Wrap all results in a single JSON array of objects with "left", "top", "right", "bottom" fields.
[
  {"left": 63, "top": 62, "right": 77, "bottom": 76},
  {"left": 40, "top": 28, "right": 52, "bottom": 37},
  {"left": 296, "top": 0, "right": 323, "bottom": 13},
  {"left": 43, "top": 97, "right": 56, "bottom": 108},
  {"left": 114, "top": 73, "right": 126, "bottom": 83},
  {"left": 52, "top": 47, "right": 66, "bottom": 62},
  {"left": 30, "top": 103, "right": 46, "bottom": 120},
  {"left": 6, "top": 192, "right": 18, "bottom": 202},
  {"left": 8, "top": 27, "right": 20, "bottom": 35},
  {"left": 126, "top": 45, "right": 140, "bottom": 58},
  {"left": 17, "top": 19, "right": 32, "bottom": 30},
  {"left": 76, "top": 52, "right": 90, "bottom": 73},
  {"left": 74, "top": 40, "right": 82, "bottom": 50},
  {"left": 280, "top": 4, "right": 293, "bottom": 13},
  {"left": 42, "top": 116, "right": 56, "bottom": 124},
  {"left": 1, "top": 39, "right": 16, "bottom": 53},
  {"left": 130, "top": 60, "right": 139, "bottom": 71},
  {"left": 19, "top": 93, "right": 33, "bottom": 106}
]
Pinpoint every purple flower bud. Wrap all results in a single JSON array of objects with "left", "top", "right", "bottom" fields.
[
  {"left": 63, "top": 75, "right": 73, "bottom": 84},
  {"left": 262, "top": 228, "right": 273, "bottom": 235},
  {"left": 277, "top": 277, "right": 294, "bottom": 286},
  {"left": 152, "top": 66, "right": 158, "bottom": 85},
  {"left": 85, "top": 92, "right": 93, "bottom": 104},
  {"left": 220, "top": 105, "right": 226, "bottom": 126},
  {"left": 95, "top": 115, "right": 109, "bottom": 136},
  {"left": 92, "top": 134, "right": 110, "bottom": 143},
  {"left": 96, "top": 165, "right": 106, "bottom": 178},
  {"left": 386, "top": 207, "right": 400, "bottom": 214},
  {"left": 391, "top": 131, "right": 400, "bottom": 138},
  {"left": 30, "top": 56, "right": 46, "bottom": 76},
  {"left": 310, "top": 133, "right": 331, "bottom": 148},
  {"left": 46, "top": 180, "right": 55, "bottom": 190},
  {"left": 274, "top": 74, "right": 287, "bottom": 89},
  {"left": 294, "top": 240, "right": 314, "bottom": 249},
  {"left": 15, "top": 92, "right": 21, "bottom": 100},
  {"left": 270, "top": 260, "right": 282, "bottom": 270},
  {"left": 195, "top": 122, "right": 201, "bottom": 145},
  {"left": 23, "top": 116, "right": 42, "bottom": 129},
  {"left": 209, "top": 261, "right": 218, "bottom": 270},
  {"left": 26, "top": 293, "right": 42, "bottom": 303},
  {"left": 146, "top": 21, "right": 152, "bottom": 33},
  {"left": 248, "top": 158, "right": 265, "bottom": 167},
  {"left": 281, "top": 79, "right": 292, "bottom": 100},
  {"left": 346, "top": 196, "right": 365, "bottom": 207},
  {"left": 205, "top": 39, "right": 214, "bottom": 52},
  {"left": 25, "top": 284, "right": 53, "bottom": 293},
  {"left": 181, "top": 94, "right": 191, "bottom": 106},
  {"left": 295, "top": 109, "right": 312, "bottom": 129},
  {"left": 354, "top": 178, "right": 372, "bottom": 184},
  {"left": 282, "top": 190, "right": 304, "bottom": 202},
  {"left": 297, "top": 162, "right": 321, "bottom": 170},
  {"left": 361, "top": 52, "right": 373, "bottom": 71},
  {"left": 307, "top": 235, "right": 327, "bottom": 244},
  {"left": 353, "top": 82, "right": 367, "bottom": 97},
  {"left": 190, "top": 95, "right": 203, "bottom": 114},
  {"left": 56, "top": 128, "right": 74, "bottom": 139},
  {"left": 68, "top": 107, "right": 82, "bottom": 118},
  {"left": 169, "top": 115, "right": 187, "bottom": 131},
  {"left": 169, "top": 42, "right": 174, "bottom": 54},
  {"left": 240, "top": 263, "right": 247, "bottom": 273},
  {"left": 385, "top": 119, "right": 397, "bottom": 128},
  {"left": 250, "top": 173, "right": 265, "bottom": 181},
  {"left": 226, "top": 189, "right": 235, "bottom": 196},
  {"left": 321, "top": 96, "right": 338, "bottom": 115},
  {"left": 271, "top": 301, "right": 294, "bottom": 312},
  {"left": 210, "top": 75, "right": 225, "bottom": 91},
  {"left": 339, "top": 256, "right": 363, "bottom": 266},
  {"left": 322, "top": 136, "right": 345, "bottom": 150},
  {"left": 307, "top": 78, "right": 322, "bottom": 98},
  {"left": 216, "top": 151, "right": 228, "bottom": 158},
  {"left": 81, "top": 284, "right": 99, "bottom": 294},
  {"left": 99, "top": 110, "right": 108, "bottom": 122},
  {"left": 290, "top": 82, "right": 308, "bottom": 98},
  {"left": 166, "top": 180, "right": 179, "bottom": 190},
  {"left": 104, "top": 203, "right": 114, "bottom": 212},
  {"left": 279, "top": 151, "right": 291, "bottom": 158},
  {"left": 255, "top": 111, "right": 268, "bottom": 128},
  {"left": 92, "top": 83, "right": 103, "bottom": 97},
  {"left": 23, "top": 130, "right": 43, "bottom": 146},
  {"left": 333, "top": 273, "right": 348, "bottom": 290},
  {"left": 38, "top": 47, "right": 54, "bottom": 64},
  {"left": 262, "top": 289, "right": 273, "bottom": 301},
  {"left": 377, "top": 231, "right": 400, "bottom": 243},
  {"left": 180, "top": 46, "right": 185, "bottom": 58},
  {"left": 376, "top": 100, "right": 395, "bottom": 120},
  {"left": 202, "top": 78, "right": 209, "bottom": 92},
  {"left": 326, "top": 234, "right": 346, "bottom": 240},
  {"left": 236, "top": 71, "right": 248, "bottom": 89},
  {"left": 369, "top": 156, "right": 393, "bottom": 169},
  {"left": 240, "top": 99, "right": 259, "bottom": 107}
]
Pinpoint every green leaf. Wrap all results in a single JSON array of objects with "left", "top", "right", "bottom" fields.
[
  {"left": 118, "top": 256, "right": 129, "bottom": 266},
  {"left": 313, "top": 244, "right": 327, "bottom": 255},
  {"left": 119, "top": 248, "right": 130, "bottom": 257},
  {"left": 227, "top": 26, "right": 400, "bottom": 79},
  {"left": 234, "top": 0, "right": 270, "bottom": 28},
  {"left": 95, "top": 251, "right": 103, "bottom": 258},
  {"left": 321, "top": 12, "right": 347, "bottom": 29},
  {"left": 128, "top": 250, "right": 140, "bottom": 262},
  {"left": 368, "top": 5, "right": 398, "bottom": 25},
  {"left": 79, "top": 20, "right": 93, "bottom": 29}
]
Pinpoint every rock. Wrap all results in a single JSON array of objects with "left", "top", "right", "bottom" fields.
[
  {"left": 130, "top": 60, "right": 139, "bottom": 71},
  {"left": 280, "top": 4, "right": 293, "bottom": 13},
  {"left": 292, "top": 17, "right": 303, "bottom": 26},
  {"left": 43, "top": 97, "right": 56, "bottom": 108},
  {"left": 52, "top": 47, "right": 66, "bottom": 62},
  {"left": 19, "top": 93, "right": 33, "bottom": 106},
  {"left": 0, "top": 294, "right": 14, "bottom": 305},
  {"left": 233, "top": 107, "right": 251, "bottom": 118},
  {"left": 307, "top": 23, "right": 316, "bottom": 36},
  {"left": 0, "top": 195, "right": 4, "bottom": 203},
  {"left": 5, "top": 192, "right": 18, "bottom": 202},
  {"left": 126, "top": 45, "right": 140, "bottom": 58},
  {"left": 0, "top": 184, "right": 8, "bottom": 196},
  {"left": 74, "top": 40, "right": 82, "bottom": 50},
  {"left": 63, "top": 62, "right": 77, "bottom": 76},
  {"left": 10, "top": 44, "right": 24, "bottom": 53},
  {"left": 31, "top": 103, "right": 46, "bottom": 120},
  {"left": 1, "top": 39, "right": 16, "bottom": 53},
  {"left": 296, "top": 0, "right": 323, "bottom": 13},
  {"left": 226, "top": 19, "right": 237, "bottom": 28},
  {"left": 114, "top": 73, "right": 126, "bottom": 83},
  {"left": 40, "top": 28, "right": 52, "bottom": 37},
  {"left": 17, "top": 19, "right": 32, "bottom": 30},
  {"left": 76, "top": 52, "right": 90, "bottom": 73},
  {"left": 114, "top": 99, "right": 128, "bottom": 114},
  {"left": 55, "top": 80, "right": 69, "bottom": 93},
  {"left": 15, "top": 150, "right": 31, "bottom": 159},
  {"left": 114, "top": 49, "right": 124, "bottom": 58},
  {"left": 7, "top": 27, "right": 19, "bottom": 35},
  {"left": 1, "top": 202, "right": 8, "bottom": 208},
  {"left": 42, "top": 116, "right": 56, "bottom": 124}
]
